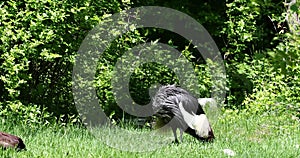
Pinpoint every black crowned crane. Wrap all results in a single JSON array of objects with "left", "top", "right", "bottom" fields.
[
  {"left": 0, "top": 131, "right": 26, "bottom": 151},
  {"left": 152, "top": 85, "right": 214, "bottom": 143}
]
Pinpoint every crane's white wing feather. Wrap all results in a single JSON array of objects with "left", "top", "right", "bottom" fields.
[{"left": 178, "top": 102, "right": 195, "bottom": 130}]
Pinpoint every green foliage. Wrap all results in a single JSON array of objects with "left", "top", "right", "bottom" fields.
[
  {"left": 1, "top": 0, "right": 299, "bottom": 124},
  {"left": 0, "top": 0, "right": 130, "bottom": 123},
  {"left": 0, "top": 101, "right": 51, "bottom": 125},
  {"left": 241, "top": 2, "right": 300, "bottom": 117},
  {"left": 222, "top": 0, "right": 260, "bottom": 61},
  {"left": 94, "top": 35, "right": 214, "bottom": 119},
  {"left": 221, "top": 0, "right": 287, "bottom": 108},
  {"left": 222, "top": 0, "right": 260, "bottom": 107},
  {"left": 94, "top": 29, "right": 146, "bottom": 119}
]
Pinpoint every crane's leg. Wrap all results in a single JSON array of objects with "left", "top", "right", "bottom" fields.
[
  {"left": 179, "top": 128, "right": 183, "bottom": 143},
  {"left": 172, "top": 127, "right": 179, "bottom": 143}
]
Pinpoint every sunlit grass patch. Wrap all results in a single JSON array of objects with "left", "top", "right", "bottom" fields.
[{"left": 1, "top": 112, "right": 299, "bottom": 157}]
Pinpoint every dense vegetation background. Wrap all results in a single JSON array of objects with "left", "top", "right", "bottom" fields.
[{"left": 1, "top": 0, "right": 299, "bottom": 125}]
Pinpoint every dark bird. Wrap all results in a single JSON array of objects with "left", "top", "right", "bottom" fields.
[
  {"left": 0, "top": 131, "right": 26, "bottom": 151},
  {"left": 152, "top": 85, "right": 214, "bottom": 143}
]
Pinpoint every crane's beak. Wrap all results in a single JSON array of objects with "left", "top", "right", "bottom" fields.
[{"left": 178, "top": 102, "right": 214, "bottom": 139}]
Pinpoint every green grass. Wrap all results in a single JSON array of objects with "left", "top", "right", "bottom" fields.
[{"left": 1, "top": 112, "right": 299, "bottom": 158}]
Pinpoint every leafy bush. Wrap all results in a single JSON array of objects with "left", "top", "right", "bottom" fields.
[
  {"left": 221, "top": 0, "right": 286, "bottom": 108},
  {"left": 242, "top": 2, "right": 300, "bottom": 117},
  {"left": 0, "top": 0, "right": 130, "bottom": 123},
  {"left": 94, "top": 36, "right": 215, "bottom": 119},
  {"left": 1, "top": 0, "right": 298, "bottom": 124}
]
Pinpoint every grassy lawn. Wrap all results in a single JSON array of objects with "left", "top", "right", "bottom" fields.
[{"left": 1, "top": 112, "right": 299, "bottom": 158}]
